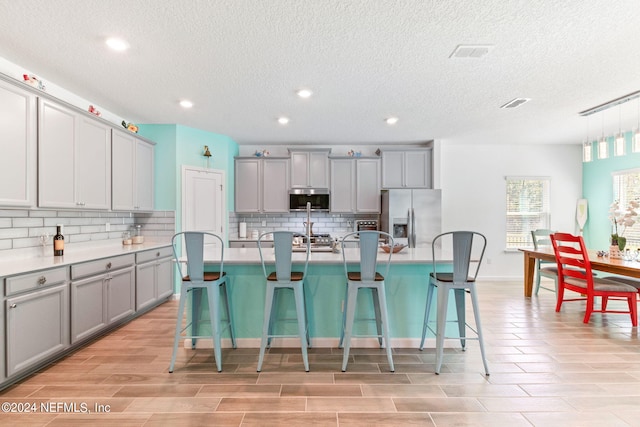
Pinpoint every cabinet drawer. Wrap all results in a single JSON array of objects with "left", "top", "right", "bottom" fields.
[
  {"left": 136, "top": 246, "right": 173, "bottom": 264},
  {"left": 6, "top": 267, "right": 68, "bottom": 296},
  {"left": 71, "top": 254, "right": 135, "bottom": 280}
]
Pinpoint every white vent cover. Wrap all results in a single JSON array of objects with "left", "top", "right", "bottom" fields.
[
  {"left": 449, "top": 44, "right": 493, "bottom": 58},
  {"left": 500, "top": 98, "right": 531, "bottom": 109}
]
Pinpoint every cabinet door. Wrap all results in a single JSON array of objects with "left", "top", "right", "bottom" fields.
[
  {"left": 262, "top": 158, "right": 289, "bottom": 213},
  {"left": 135, "top": 140, "right": 154, "bottom": 211},
  {"left": 404, "top": 150, "right": 432, "bottom": 188},
  {"left": 0, "top": 80, "right": 36, "bottom": 207},
  {"left": 381, "top": 151, "right": 405, "bottom": 189},
  {"left": 309, "top": 151, "right": 329, "bottom": 188},
  {"left": 290, "top": 152, "right": 309, "bottom": 188},
  {"left": 330, "top": 159, "right": 355, "bottom": 213},
  {"left": 111, "top": 130, "right": 136, "bottom": 210},
  {"left": 155, "top": 258, "right": 174, "bottom": 301},
  {"left": 107, "top": 267, "right": 135, "bottom": 324},
  {"left": 356, "top": 159, "right": 381, "bottom": 213},
  {"left": 77, "top": 117, "right": 111, "bottom": 209},
  {"left": 38, "top": 99, "right": 77, "bottom": 208},
  {"left": 235, "top": 158, "right": 260, "bottom": 212},
  {"left": 71, "top": 275, "right": 107, "bottom": 343},
  {"left": 136, "top": 262, "right": 156, "bottom": 311},
  {"left": 6, "top": 283, "right": 70, "bottom": 377}
]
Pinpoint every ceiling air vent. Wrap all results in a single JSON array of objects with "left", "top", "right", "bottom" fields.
[
  {"left": 449, "top": 44, "right": 493, "bottom": 58},
  {"left": 500, "top": 98, "right": 531, "bottom": 109}
]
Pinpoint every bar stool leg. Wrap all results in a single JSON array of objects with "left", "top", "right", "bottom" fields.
[
  {"left": 206, "top": 283, "right": 223, "bottom": 372},
  {"left": 435, "top": 284, "right": 450, "bottom": 374},
  {"left": 293, "top": 282, "right": 309, "bottom": 372},
  {"left": 169, "top": 284, "right": 189, "bottom": 373},
  {"left": 419, "top": 280, "right": 436, "bottom": 350},
  {"left": 257, "top": 284, "right": 276, "bottom": 372},
  {"left": 454, "top": 288, "right": 466, "bottom": 350},
  {"left": 338, "top": 286, "right": 348, "bottom": 348},
  {"left": 469, "top": 284, "right": 490, "bottom": 376},
  {"left": 221, "top": 280, "right": 236, "bottom": 348},
  {"left": 375, "top": 283, "right": 394, "bottom": 372},
  {"left": 341, "top": 284, "right": 359, "bottom": 372},
  {"left": 372, "top": 288, "right": 383, "bottom": 347}
]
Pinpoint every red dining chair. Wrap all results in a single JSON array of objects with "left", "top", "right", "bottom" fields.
[{"left": 550, "top": 232, "right": 638, "bottom": 326}]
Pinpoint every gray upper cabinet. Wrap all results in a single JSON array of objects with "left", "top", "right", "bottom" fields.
[
  {"left": 381, "top": 149, "right": 432, "bottom": 189},
  {"left": 289, "top": 149, "right": 330, "bottom": 188},
  {"left": 235, "top": 157, "right": 289, "bottom": 213},
  {"left": 112, "top": 129, "right": 154, "bottom": 211},
  {"left": 330, "top": 157, "right": 380, "bottom": 213},
  {"left": 38, "top": 98, "right": 111, "bottom": 209},
  {"left": 0, "top": 79, "right": 37, "bottom": 208}
]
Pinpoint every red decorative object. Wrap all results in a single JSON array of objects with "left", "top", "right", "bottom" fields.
[{"left": 88, "top": 105, "right": 101, "bottom": 117}]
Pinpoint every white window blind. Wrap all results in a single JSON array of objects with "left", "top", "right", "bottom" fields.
[
  {"left": 506, "top": 177, "right": 550, "bottom": 249},
  {"left": 612, "top": 169, "right": 640, "bottom": 249}
]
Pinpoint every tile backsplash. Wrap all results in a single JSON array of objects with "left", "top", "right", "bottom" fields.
[
  {"left": 0, "top": 209, "right": 175, "bottom": 252},
  {"left": 229, "top": 212, "right": 378, "bottom": 239}
]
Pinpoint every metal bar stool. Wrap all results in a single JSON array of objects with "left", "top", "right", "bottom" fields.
[
  {"left": 339, "top": 231, "right": 394, "bottom": 372},
  {"left": 419, "top": 231, "right": 489, "bottom": 376},
  {"left": 257, "top": 231, "right": 311, "bottom": 372},
  {"left": 169, "top": 232, "right": 236, "bottom": 373}
]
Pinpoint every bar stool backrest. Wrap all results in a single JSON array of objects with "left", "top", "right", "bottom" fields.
[
  {"left": 172, "top": 231, "right": 224, "bottom": 282},
  {"left": 342, "top": 231, "right": 393, "bottom": 281},
  {"left": 432, "top": 231, "right": 486, "bottom": 283},
  {"left": 259, "top": 231, "right": 310, "bottom": 282}
]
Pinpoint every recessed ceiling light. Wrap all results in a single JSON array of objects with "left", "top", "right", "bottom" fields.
[
  {"left": 179, "top": 100, "right": 193, "bottom": 108},
  {"left": 449, "top": 44, "right": 493, "bottom": 58},
  {"left": 296, "top": 89, "right": 313, "bottom": 99},
  {"left": 385, "top": 117, "right": 399, "bottom": 125},
  {"left": 278, "top": 117, "right": 290, "bottom": 125},
  {"left": 500, "top": 98, "right": 531, "bottom": 109},
  {"left": 105, "top": 37, "right": 129, "bottom": 51}
]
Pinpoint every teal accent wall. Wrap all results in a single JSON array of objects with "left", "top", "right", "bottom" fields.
[
  {"left": 583, "top": 132, "right": 640, "bottom": 249},
  {"left": 137, "top": 124, "right": 240, "bottom": 233}
]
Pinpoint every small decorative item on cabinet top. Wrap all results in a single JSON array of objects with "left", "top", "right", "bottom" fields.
[
  {"left": 347, "top": 150, "right": 361, "bottom": 157},
  {"left": 23, "top": 73, "right": 46, "bottom": 91},
  {"left": 254, "top": 149, "right": 270, "bottom": 157},
  {"left": 88, "top": 105, "right": 101, "bottom": 116},
  {"left": 122, "top": 120, "right": 139, "bottom": 133}
]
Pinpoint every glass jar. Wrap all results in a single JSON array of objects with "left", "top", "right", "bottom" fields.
[
  {"left": 131, "top": 225, "right": 144, "bottom": 244},
  {"left": 122, "top": 231, "right": 132, "bottom": 245}
]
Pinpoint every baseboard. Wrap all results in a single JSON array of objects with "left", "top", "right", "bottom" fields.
[{"left": 183, "top": 337, "right": 426, "bottom": 349}]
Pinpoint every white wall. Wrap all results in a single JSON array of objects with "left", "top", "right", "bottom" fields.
[{"left": 438, "top": 142, "right": 583, "bottom": 280}]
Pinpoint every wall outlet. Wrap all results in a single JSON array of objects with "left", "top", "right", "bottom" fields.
[
  {"left": 105, "top": 222, "right": 110, "bottom": 232},
  {"left": 261, "top": 220, "right": 267, "bottom": 227}
]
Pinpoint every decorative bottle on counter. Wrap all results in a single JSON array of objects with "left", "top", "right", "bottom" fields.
[{"left": 53, "top": 224, "right": 64, "bottom": 256}]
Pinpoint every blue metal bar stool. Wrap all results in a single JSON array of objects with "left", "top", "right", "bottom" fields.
[
  {"left": 340, "top": 230, "right": 394, "bottom": 372},
  {"left": 169, "top": 232, "right": 236, "bottom": 373},
  {"left": 257, "top": 231, "right": 311, "bottom": 372},
  {"left": 419, "top": 231, "right": 489, "bottom": 376}
]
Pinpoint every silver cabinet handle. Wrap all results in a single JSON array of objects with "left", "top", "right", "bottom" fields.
[
  {"left": 156, "top": 252, "right": 161, "bottom": 257},
  {"left": 38, "top": 276, "right": 47, "bottom": 285},
  {"left": 9, "top": 304, "right": 17, "bottom": 309},
  {"left": 106, "top": 262, "right": 112, "bottom": 269}
]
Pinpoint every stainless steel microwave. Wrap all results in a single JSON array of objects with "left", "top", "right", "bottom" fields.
[{"left": 289, "top": 189, "right": 330, "bottom": 211}]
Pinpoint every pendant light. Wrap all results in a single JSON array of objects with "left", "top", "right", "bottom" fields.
[
  {"left": 614, "top": 104, "right": 626, "bottom": 156},
  {"left": 634, "top": 97, "right": 640, "bottom": 153},
  {"left": 583, "top": 115, "right": 592, "bottom": 162},
  {"left": 598, "top": 110, "right": 609, "bottom": 159}
]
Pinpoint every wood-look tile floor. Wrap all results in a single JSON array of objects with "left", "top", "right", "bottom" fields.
[{"left": 2, "top": 281, "right": 640, "bottom": 426}]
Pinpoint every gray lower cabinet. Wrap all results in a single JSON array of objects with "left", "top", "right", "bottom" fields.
[
  {"left": 5, "top": 267, "right": 70, "bottom": 377},
  {"left": 70, "top": 262, "right": 135, "bottom": 344},
  {"left": 136, "top": 247, "right": 173, "bottom": 311}
]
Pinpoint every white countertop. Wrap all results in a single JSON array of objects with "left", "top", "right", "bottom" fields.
[
  {"left": 216, "top": 247, "right": 440, "bottom": 265},
  {"left": 0, "top": 239, "right": 172, "bottom": 278}
]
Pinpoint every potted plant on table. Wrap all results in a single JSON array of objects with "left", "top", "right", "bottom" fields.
[{"left": 609, "top": 199, "right": 639, "bottom": 254}]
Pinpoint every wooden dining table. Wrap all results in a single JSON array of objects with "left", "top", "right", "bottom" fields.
[{"left": 520, "top": 247, "right": 640, "bottom": 297}]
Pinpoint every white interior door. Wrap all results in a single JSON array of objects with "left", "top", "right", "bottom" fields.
[{"left": 182, "top": 166, "right": 225, "bottom": 247}]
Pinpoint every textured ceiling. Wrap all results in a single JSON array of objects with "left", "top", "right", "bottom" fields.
[{"left": 1, "top": 0, "right": 640, "bottom": 145}]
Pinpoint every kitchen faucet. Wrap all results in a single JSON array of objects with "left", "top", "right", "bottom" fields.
[{"left": 306, "top": 201, "right": 311, "bottom": 239}]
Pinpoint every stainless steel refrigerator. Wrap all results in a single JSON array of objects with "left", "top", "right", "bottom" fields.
[{"left": 380, "top": 189, "right": 442, "bottom": 248}]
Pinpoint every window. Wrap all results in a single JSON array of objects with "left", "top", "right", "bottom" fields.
[
  {"left": 506, "top": 177, "right": 550, "bottom": 249},
  {"left": 612, "top": 169, "right": 640, "bottom": 249}
]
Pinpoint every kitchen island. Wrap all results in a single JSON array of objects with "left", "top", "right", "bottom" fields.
[{"left": 191, "top": 247, "right": 453, "bottom": 347}]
